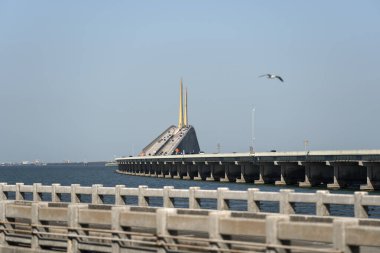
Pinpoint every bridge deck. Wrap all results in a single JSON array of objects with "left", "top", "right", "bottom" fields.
[{"left": 116, "top": 150, "right": 380, "bottom": 190}]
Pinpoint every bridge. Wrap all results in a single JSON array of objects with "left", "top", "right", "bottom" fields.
[
  {"left": 139, "top": 79, "right": 200, "bottom": 157},
  {"left": 120, "top": 81, "right": 380, "bottom": 190},
  {"left": 116, "top": 149, "right": 380, "bottom": 190},
  {"left": 0, "top": 183, "right": 380, "bottom": 252}
]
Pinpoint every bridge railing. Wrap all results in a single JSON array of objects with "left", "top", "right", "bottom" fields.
[
  {"left": 1, "top": 201, "right": 380, "bottom": 253},
  {"left": 0, "top": 183, "right": 379, "bottom": 218}
]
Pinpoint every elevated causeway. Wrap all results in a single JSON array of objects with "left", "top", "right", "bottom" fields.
[
  {"left": 116, "top": 149, "right": 380, "bottom": 190},
  {"left": 0, "top": 184, "right": 380, "bottom": 252}
]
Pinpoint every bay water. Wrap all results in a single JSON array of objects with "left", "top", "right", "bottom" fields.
[{"left": 0, "top": 164, "right": 379, "bottom": 218}]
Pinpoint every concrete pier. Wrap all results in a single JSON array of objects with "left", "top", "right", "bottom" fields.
[
  {"left": 118, "top": 150, "right": 380, "bottom": 190},
  {"left": 275, "top": 162, "right": 305, "bottom": 186},
  {"left": 360, "top": 162, "right": 380, "bottom": 190},
  {"left": 327, "top": 162, "right": 367, "bottom": 190}
]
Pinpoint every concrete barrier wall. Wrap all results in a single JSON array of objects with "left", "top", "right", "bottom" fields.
[
  {"left": 0, "top": 201, "right": 380, "bottom": 253},
  {"left": 0, "top": 183, "right": 379, "bottom": 219}
]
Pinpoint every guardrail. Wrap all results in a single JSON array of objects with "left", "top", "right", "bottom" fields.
[
  {"left": 0, "top": 183, "right": 380, "bottom": 218},
  {"left": 1, "top": 201, "right": 380, "bottom": 253}
]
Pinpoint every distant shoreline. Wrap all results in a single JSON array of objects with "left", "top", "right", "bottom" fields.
[{"left": 1, "top": 161, "right": 107, "bottom": 167}]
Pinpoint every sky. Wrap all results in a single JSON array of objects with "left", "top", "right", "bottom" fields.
[{"left": 0, "top": 1, "right": 379, "bottom": 162}]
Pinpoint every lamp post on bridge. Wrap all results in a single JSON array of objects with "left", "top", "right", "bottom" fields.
[{"left": 251, "top": 107, "right": 256, "bottom": 153}]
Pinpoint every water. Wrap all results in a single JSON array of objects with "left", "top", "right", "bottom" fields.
[{"left": 0, "top": 164, "right": 379, "bottom": 217}]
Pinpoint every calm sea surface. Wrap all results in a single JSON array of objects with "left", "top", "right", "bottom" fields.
[{"left": 0, "top": 164, "right": 379, "bottom": 218}]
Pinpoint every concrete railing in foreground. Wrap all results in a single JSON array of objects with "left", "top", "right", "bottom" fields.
[
  {"left": 0, "top": 183, "right": 380, "bottom": 218},
  {"left": 1, "top": 201, "right": 380, "bottom": 253}
]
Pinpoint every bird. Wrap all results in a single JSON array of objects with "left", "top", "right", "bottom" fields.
[{"left": 258, "top": 74, "right": 284, "bottom": 82}]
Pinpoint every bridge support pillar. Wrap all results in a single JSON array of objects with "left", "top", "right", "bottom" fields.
[
  {"left": 299, "top": 162, "right": 333, "bottom": 187},
  {"left": 254, "top": 165, "right": 265, "bottom": 184},
  {"left": 172, "top": 164, "right": 181, "bottom": 179},
  {"left": 275, "top": 162, "right": 304, "bottom": 186},
  {"left": 221, "top": 163, "right": 238, "bottom": 182},
  {"left": 157, "top": 164, "right": 163, "bottom": 178},
  {"left": 236, "top": 166, "right": 246, "bottom": 183},
  {"left": 143, "top": 163, "right": 149, "bottom": 176},
  {"left": 150, "top": 163, "right": 158, "bottom": 177},
  {"left": 206, "top": 164, "right": 219, "bottom": 181},
  {"left": 200, "top": 164, "right": 210, "bottom": 180},
  {"left": 133, "top": 163, "right": 138, "bottom": 174},
  {"left": 299, "top": 165, "right": 312, "bottom": 187},
  {"left": 275, "top": 166, "right": 287, "bottom": 186},
  {"left": 239, "top": 163, "right": 259, "bottom": 183},
  {"left": 255, "top": 163, "right": 280, "bottom": 184},
  {"left": 163, "top": 163, "right": 170, "bottom": 178},
  {"left": 146, "top": 163, "right": 152, "bottom": 176},
  {"left": 220, "top": 164, "right": 229, "bottom": 182},
  {"left": 178, "top": 163, "right": 191, "bottom": 179},
  {"left": 132, "top": 163, "right": 136, "bottom": 175},
  {"left": 220, "top": 171, "right": 229, "bottom": 182},
  {"left": 137, "top": 163, "right": 142, "bottom": 174},
  {"left": 361, "top": 166, "right": 375, "bottom": 191},
  {"left": 360, "top": 162, "right": 380, "bottom": 191},
  {"left": 193, "top": 164, "right": 202, "bottom": 180},
  {"left": 327, "top": 162, "right": 366, "bottom": 190},
  {"left": 327, "top": 165, "right": 342, "bottom": 190},
  {"left": 236, "top": 163, "right": 249, "bottom": 183},
  {"left": 136, "top": 163, "right": 140, "bottom": 175},
  {"left": 137, "top": 163, "right": 145, "bottom": 176}
]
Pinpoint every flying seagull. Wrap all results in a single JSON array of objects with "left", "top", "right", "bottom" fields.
[{"left": 259, "top": 74, "right": 284, "bottom": 82}]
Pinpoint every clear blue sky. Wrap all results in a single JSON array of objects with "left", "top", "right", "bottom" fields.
[{"left": 1, "top": 1, "right": 379, "bottom": 162}]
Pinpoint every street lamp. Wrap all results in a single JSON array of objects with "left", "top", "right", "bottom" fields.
[
  {"left": 251, "top": 108, "right": 256, "bottom": 153},
  {"left": 304, "top": 139, "right": 309, "bottom": 152}
]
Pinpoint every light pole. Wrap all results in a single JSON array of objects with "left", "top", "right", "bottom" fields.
[
  {"left": 251, "top": 107, "right": 256, "bottom": 153},
  {"left": 304, "top": 139, "right": 309, "bottom": 152}
]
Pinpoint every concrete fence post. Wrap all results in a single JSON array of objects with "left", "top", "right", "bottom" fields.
[
  {"left": 51, "top": 183, "right": 61, "bottom": 202},
  {"left": 33, "top": 183, "right": 42, "bottom": 202},
  {"left": 70, "top": 184, "right": 81, "bottom": 204},
  {"left": 15, "top": 183, "right": 24, "bottom": 201},
  {"left": 217, "top": 188, "right": 229, "bottom": 210},
  {"left": 111, "top": 206, "right": 130, "bottom": 253},
  {"left": 0, "top": 183, "right": 7, "bottom": 201},
  {"left": 163, "top": 186, "right": 174, "bottom": 208},
  {"left": 279, "top": 189, "right": 295, "bottom": 214},
  {"left": 115, "top": 185, "right": 126, "bottom": 205},
  {"left": 0, "top": 201, "right": 9, "bottom": 246},
  {"left": 333, "top": 218, "right": 359, "bottom": 253},
  {"left": 67, "top": 204, "right": 86, "bottom": 253},
  {"left": 247, "top": 188, "right": 260, "bottom": 212},
  {"left": 31, "top": 202, "right": 46, "bottom": 250},
  {"left": 265, "top": 215, "right": 290, "bottom": 253},
  {"left": 354, "top": 192, "right": 368, "bottom": 218},
  {"left": 91, "top": 184, "right": 104, "bottom": 204},
  {"left": 316, "top": 190, "right": 330, "bottom": 216},
  {"left": 189, "top": 187, "right": 201, "bottom": 209},
  {"left": 208, "top": 210, "right": 231, "bottom": 250},
  {"left": 138, "top": 185, "right": 149, "bottom": 207},
  {"left": 156, "top": 208, "right": 177, "bottom": 253}
]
